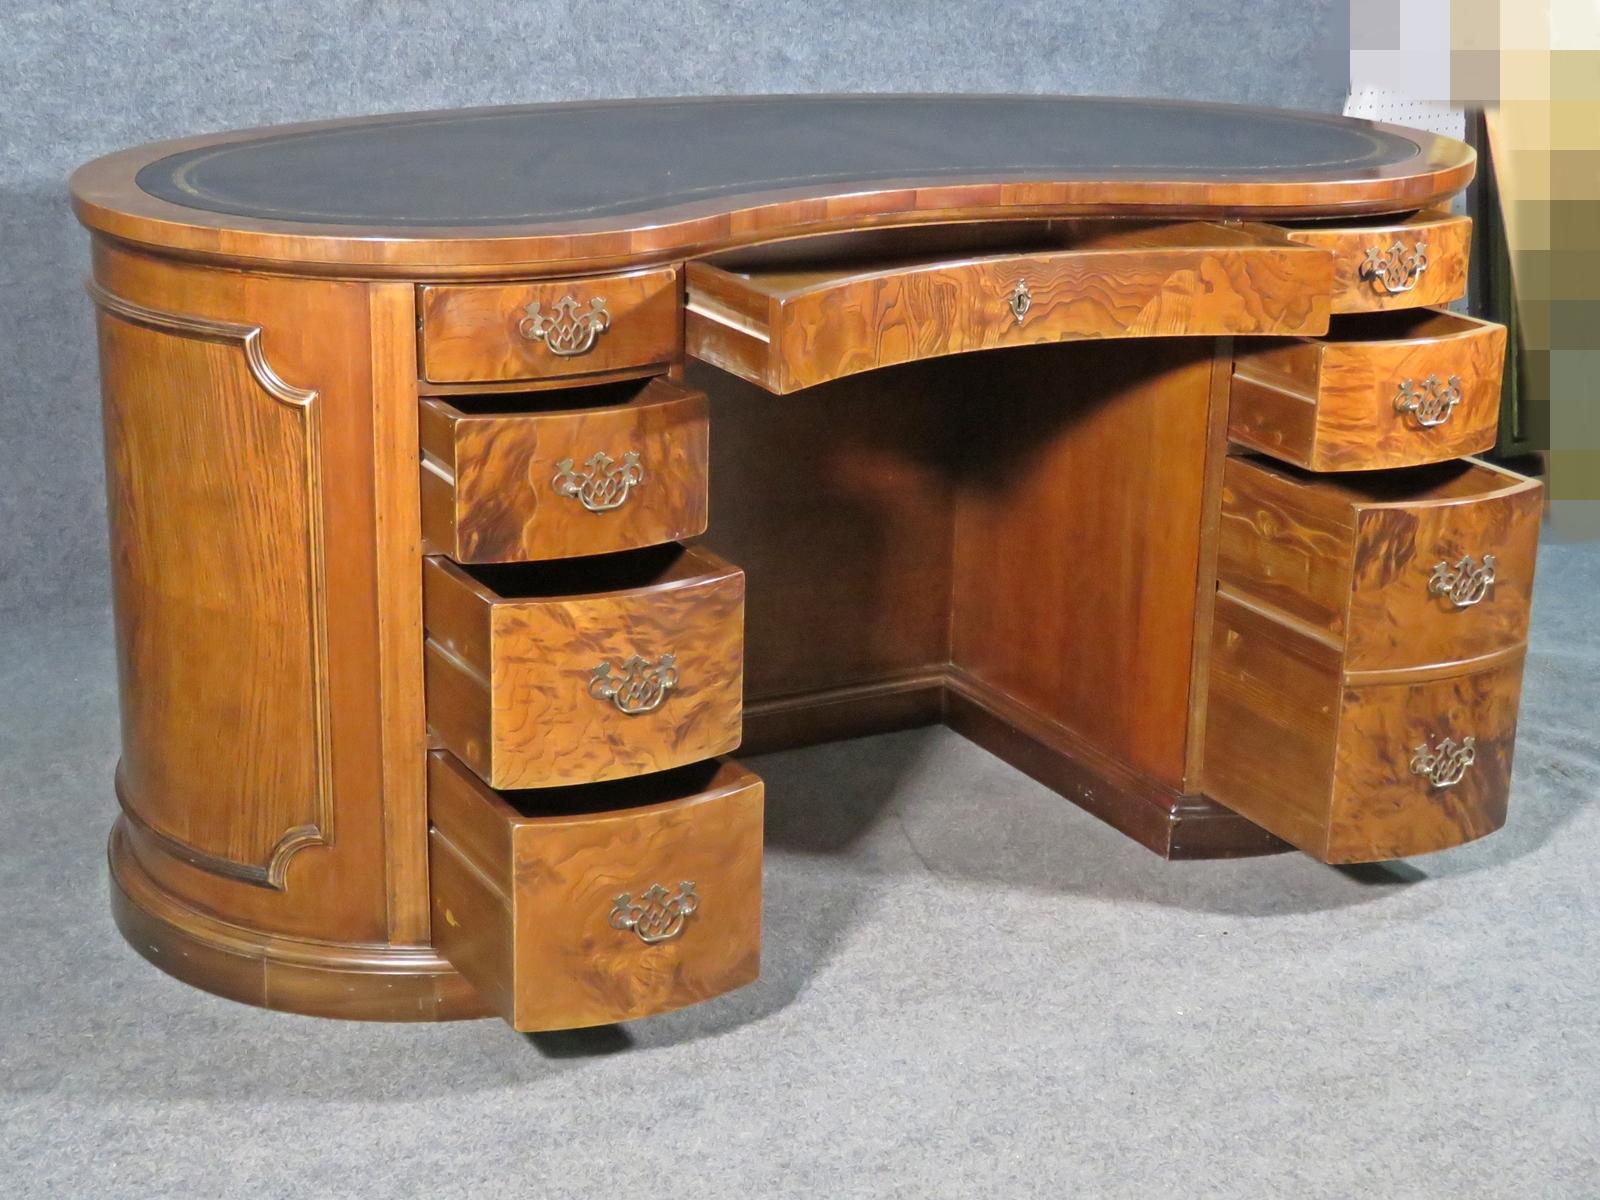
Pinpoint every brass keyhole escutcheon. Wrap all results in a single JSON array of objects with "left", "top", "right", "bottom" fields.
[{"left": 1008, "top": 279, "right": 1032, "bottom": 326}]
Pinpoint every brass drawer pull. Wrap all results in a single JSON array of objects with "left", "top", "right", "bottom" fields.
[
  {"left": 1394, "top": 374, "right": 1462, "bottom": 428},
  {"left": 1429, "top": 553, "right": 1498, "bottom": 608},
  {"left": 1361, "top": 238, "right": 1429, "bottom": 294},
  {"left": 609, "top": 881, "right": 699, "bottom": 944},
  {"left": 1409, "top": 734, "right": 1477, "bottom": 789},
  {"left": 518, "top": 294, "right": 611, "bottom": 356},
  {"left": 551, "top": 450, "right": 644, "bottom": 512},
  {"left": 1008, "top": 279, "right": 1032, "bottom": 326},
  {"left": 589, "top": 653, "right": 679, "bottom": 715}
]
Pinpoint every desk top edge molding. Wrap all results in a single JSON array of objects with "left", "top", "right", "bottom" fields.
[{"left": 69, "top": 94, "right": 1475, "bottom": 278}]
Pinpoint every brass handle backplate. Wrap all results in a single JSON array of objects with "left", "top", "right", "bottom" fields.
[
  {"left": 1429, "top": 553, "right": 1498, "bottom": 608},
  {"left": 551, "top": 450, "right": 643, "bottom": 512},
  {"left": 609, "top": 882, "right": 699, "bottom": 944},
  {"left": 1361, "top": 238, "right": 1429, "bottom": 294},
  {"left": 589, "top": 654, "right": 678, "bottom": 715},
  {"left": 518, "top": 294, "right": 611, "bottom": 356},
  {"left": 1394, "top": 374, "right": 1462, "bottom": 428},
  {"left": 1409, "top": 734, "right": 1477, "bottom": 789}
]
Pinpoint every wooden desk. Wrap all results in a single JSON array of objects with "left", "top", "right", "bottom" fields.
[{"left": 72, "top": 95, "right": 1539, "bottom": 1031}]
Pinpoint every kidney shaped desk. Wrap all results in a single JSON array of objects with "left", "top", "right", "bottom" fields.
[{"left": 71, "top": 95, "right": 1541, "bottom": 1032}]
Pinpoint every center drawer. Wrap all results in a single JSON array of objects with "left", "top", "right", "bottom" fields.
[
  {"left": 423, "top": 544, "right": 745, "bottom": 790},
  {"left": 686, "top": 220, "right": 1332, "bottom": 393},
  {"left": 429, "top": 751, "right": 763, "bottom": 1031}
]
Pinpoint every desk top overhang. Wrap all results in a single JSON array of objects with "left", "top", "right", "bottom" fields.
[{"left": 71, "top": 94, "right": 1475, "bottom": 277}]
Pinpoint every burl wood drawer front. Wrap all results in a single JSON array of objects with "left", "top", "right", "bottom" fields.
[
  {"left": 417, "top": 267, "right": 680, "bottom": 385},
  {"left": 419, "top": 378, "right": 709, "bottom": 564},
  {"left": 428, "top": 751, "right": 762, "bottom": 1031},
  {"left": 686, "top": 221, "right": 1331, "bottom": 393},
  {"left": 1231, "top": 309, "right": 1507, "bottom": 472},
  {"left": 1274, "top": 209, "right": 1471, "bottom": 314},
  {"left": 1217, "top": 455, "right": 1541, "bottom": 673},
  {"left": 423, "top": 545, "right": 744, "bottom": 790},
  {"left": 1204, "top": 591, "right": 1524, "bottom": 863}
]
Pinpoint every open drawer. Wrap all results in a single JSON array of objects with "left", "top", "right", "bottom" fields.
[
  {"left": 1268, "top": 208, "right": 1471, "bottom": 314},
  {"left": 685, "top": 220, "right": 1333, "bottom": 393},
  {"left": 1230, "top": 308, "right": 1507, "bottom": 472},
  {"left": 1204, "top": 455, "right": 1541, "bottom": 863},
  {"left": 417, "top": 266, "right": 680, "bottom": 386},
  {"left": 429, "top": 751, "right": 763, "bottom": 1031},
  {"left": 420, "top": 377, "right": 709, "bottom": 564},
  {"left": 423, "top": 544, "right": 745, "bottom": 790}
]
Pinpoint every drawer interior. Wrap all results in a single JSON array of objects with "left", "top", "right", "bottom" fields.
[
  {"left": 1268, "top": 208, "right": 1432, "bottom": 230},
  {"left": 693, "top": 218, "right": 1311, "bottom": 296},
  {"left": 1313, "top": 309, "right": 1485, "bottom": 344},
  {"left": 1236, "top": 453, "right": 1533, "bottom": 508},
  {"left": 439, "top": 755, "right": 738, "bottom": 823},
  {"left": 423, "top": 376, "right": 663, "bottom": 420},
  {"left": 445, "top": 541, "right": 718, "bottom": 602}
]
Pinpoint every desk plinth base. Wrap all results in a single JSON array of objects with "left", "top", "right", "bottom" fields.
[{"left": 108, "top": 819, "right": 492, "bottom": 1022}]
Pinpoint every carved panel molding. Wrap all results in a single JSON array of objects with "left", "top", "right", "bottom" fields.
[{"left": 90, "top": 281, "right": 333, "bottom": 889}]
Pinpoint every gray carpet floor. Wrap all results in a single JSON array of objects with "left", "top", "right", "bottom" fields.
[{"left": 3, "top": 542, "right": 1598, "bottom": 1198}]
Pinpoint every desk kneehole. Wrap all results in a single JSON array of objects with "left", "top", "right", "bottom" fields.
[
  {"left": 428, "top": 751, "right": 763, "bottom": 1032},
  {"left": 1203, "top": 455, "right": 1541, "bottom": 863},
  {"left": 422, "top": 544, "right": 745, "bottom": 791}
]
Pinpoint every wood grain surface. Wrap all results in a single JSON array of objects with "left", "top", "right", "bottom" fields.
[
  {"left": 1202, "top": 590, "right": 1348, "bottom": 856},
  {"left": 1329, "top": 653, "right": 1522, "bottom": 862},
  {"left": 1216, "top": 455, "right": 1542, "bottom": 671},
  {"left": 94, "top": 285, "right": 331, "bottom": 889},
  {"left": 418, "top": 267, "right": 679, "bottom": 383},
  {"left": 428, "top": 752, "right": 762, "bottom": 1031},
  {"left": 1205, "top": 444, "right": 1539, "bottom": 865},
  {"left": 688, "top": 221, "right": 1331, "bottom": 392},
  {"left": 1274, "top": 208, "right": 1471, "bottom": 313},
  {"left": 89, "top": 239, "right": 403, "bottom": 950},
  {"left": 1230, "top": 309, "right": 1507, "bottom": 471},
  {"left": 420, "top": 378, "right": 708, "bottom": 563},
  {"left": 949, "top": 340, "right": 1219, "bottom": 790},
  {"left": 423, "top": 546, "right": 745, "bottom": 790}
]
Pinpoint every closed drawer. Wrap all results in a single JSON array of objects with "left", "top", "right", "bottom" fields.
[
  {"left": 423, "top": 544, "right": 744, "bottom": 790},
  {"left": 417, "top": 267, "right": 680, "bottom": 385},
  {"left": 1217, "top": 454, "right": 1541, "bottom": 673},
  {"left": 1231, "top": 309, "right": 1507, "bottom": 471},
  {"left": 420, "top": 378, "right": 709, "bottom": 564},
  {"left": 1273, "top": 208, "right": 1471, "bottom": 313},
  {"left": 428, "top": 751, "right": 763, "bottom": 1031},
  {"left": 1203, "top": 589, "right": 1524, "bottom": 863},
  {"left": 687, "top": 220, "right": 1331, "bottom": 393}
]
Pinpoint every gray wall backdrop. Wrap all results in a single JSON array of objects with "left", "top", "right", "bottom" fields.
[{"left": 1, "top": 1, "right": 1348, "bottom": 619}]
